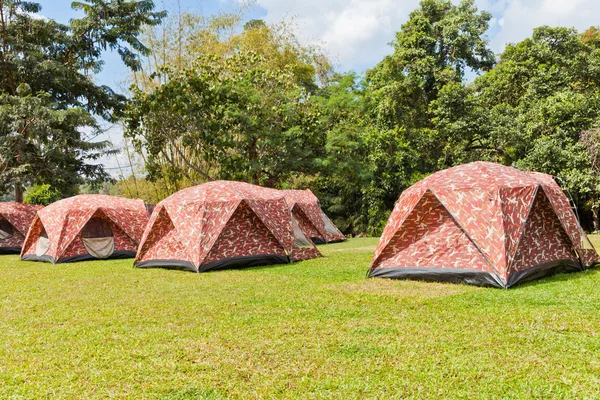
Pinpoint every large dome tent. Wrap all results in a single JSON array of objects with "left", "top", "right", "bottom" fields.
[
  {"left": 282, "top": 189, "right": 346, "bottom": 244},
  {"left": 135, "top": 181, "right": 321, "bottom": 272},
  {"left": 369, "top": 162, "right": 600, "bottom": 288},
  {"left": 21, "top": 195, "right": 149, "bottom": 263},
  {"left": 0, "top": 202, "right": 43, "bottom": 254}
]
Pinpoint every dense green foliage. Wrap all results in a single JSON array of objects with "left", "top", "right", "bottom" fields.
[
  {"left": 319, "top": 0, "right": 496, "bottom": 233},
  {"left": 0, "top": 0, "right": 165, "bottom": 201},
  {"left": 2, "top": 0, "right": 599, "bottom": 234},
  {"left": 126, "top": 52, "right": 321, "bottom": 189},
  {"left": 122, "top": 0, "right": 600, "bottom": 234},
  {"left": 475, "top": 26, "right": 600, "bottom": 230},
  {"left": 0, "top": 236, "right": 599, "bottom": 397}
]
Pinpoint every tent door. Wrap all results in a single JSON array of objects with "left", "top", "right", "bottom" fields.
[
  {"left": 0, "top": 218, "right": 14, "bottom": 240},
  {"left": 35, "top": 229, "right": 51, "bottom": 257},
  {"left": 81, "top": 217, "right": 115, "bottom": 259}
]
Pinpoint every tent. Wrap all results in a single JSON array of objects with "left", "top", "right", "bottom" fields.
[
  {"left": 21, "top": 195, "right": 149, "bottom": 263},
  {"left": 369, "top": 162, "right": 600, "bottom": 288},
  {"left": 135, "top": 181, "right": 322, "bottom": 272},
  {"left": 0, "top": 202, "right": 43, "bottom": 254},
  {"left": 282, "top": 189, "right": 345, "bottom": 244}
]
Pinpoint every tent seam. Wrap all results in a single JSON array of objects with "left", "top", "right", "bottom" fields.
[{"left": 504, "top": 184, "right": 540, "bottom": 278}]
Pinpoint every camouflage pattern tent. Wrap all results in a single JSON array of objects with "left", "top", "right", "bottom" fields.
[
  {"left": 282, "top": 189, "right": 345, "bottom": 244},
  {"left": 370, "top": 162, "right": 600, "bottom": 288},
  {"left": 135, "top": 181, "right": 322, "bottom": 272},
  {"left": 21, "top": 195, "right": 148, "bottom": 263},
  {"left": 0, "top": 202, "right": 42, "bottom": 254}
]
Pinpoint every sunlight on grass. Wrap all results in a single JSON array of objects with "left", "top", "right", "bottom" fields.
[{"left": 0, "top": 236, "right": 599, "bottom": 398}]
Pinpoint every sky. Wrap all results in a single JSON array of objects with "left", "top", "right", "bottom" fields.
[
  {"left": 38, "top": 0, "right": 600, "bottom": 81},
  {"left": 38, "top": 0, "right": 600, "bottom": 175}
]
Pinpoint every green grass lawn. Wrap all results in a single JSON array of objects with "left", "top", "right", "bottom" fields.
[{"left": 1, "top": 236, "right": 600, "bottom": 399}]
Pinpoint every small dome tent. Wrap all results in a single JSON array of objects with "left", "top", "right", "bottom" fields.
[
  {"left": 21, "top": 195, "right": 149, "bottom": 263},
  {"left": 135, "top": 181, "right": 322, "bottom": 272},
  {"left": 369, "top": 162, "right": 600, "bottom": 288},
  {"left": 0, "top": 202, "right": 42, "bottom": 254},
  {"left": 282, "top": 189, "right": 346, "bottom": 244}
]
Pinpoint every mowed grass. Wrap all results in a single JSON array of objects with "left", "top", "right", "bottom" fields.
[{"left": 0, "top": 236, "right": 600, "bottom": 399}]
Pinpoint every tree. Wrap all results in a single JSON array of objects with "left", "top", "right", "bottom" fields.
[
  {"left": 0, "top": 0, "right": 165, "bottom": 201},
  {"left": 437, "top": 26, "right": 600, "bottom": 229},
  {"left": 580, "top": 129, "right": 600, "bottom": 231},
  {"left": 125, "top": 5, "right": 331, "bottom": 197},
  {"left": 354, "top": 0, "right": 495, "bottom": 233},
  {"left": 125, "top": 52, "right": 322, "bottom": 190},
  {"left": 132, "top": 6, "right": 329, "bottom": 94},
  {"left": 367, "top": 0, "right": 494, "bottom": 130},
  {"left": 307, "top": 73, "right": 373, "bottom": 235}
]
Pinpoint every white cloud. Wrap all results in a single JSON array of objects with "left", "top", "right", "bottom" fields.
[
  {"left": 252, "top": 0, "right": 600, "bottom": 71},
  {"left": 253, "top": 0, "right": 421, "bottom": 71},
  {"left": 485, "top": 0, "right": 600, "bottom": 53}
]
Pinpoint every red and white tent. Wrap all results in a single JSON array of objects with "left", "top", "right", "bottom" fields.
[
  {"left": 282, "top": 189, "right": 345, "bottom": 244},
  {"left": 135, "top": 181, "right": 322, "bottom": 272},
  {"left": 0, "top": 202, "right": 42, "bottom": 254},
  {"left": 370, "top": 162, "right": 600, "bottom": 288},
  {"left": 21, "top": 195, "right": 148, "bottom": 263}
]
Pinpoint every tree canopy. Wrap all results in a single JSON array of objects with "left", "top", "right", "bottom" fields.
[{"left": 0, "top": 0, "right": 165, "bottom": 200}]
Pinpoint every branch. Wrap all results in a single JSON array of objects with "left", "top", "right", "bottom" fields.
[{"left": 168, "top": 136, "right": 214, "bottom": 181}]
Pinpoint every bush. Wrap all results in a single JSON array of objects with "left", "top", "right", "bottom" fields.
[{"left": 24, "top": 184, "right": 61, "bottom": 206}]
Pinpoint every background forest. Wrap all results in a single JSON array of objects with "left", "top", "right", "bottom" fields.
[{"left": 1, "top": 0, "right": 599, "bottom": 235}]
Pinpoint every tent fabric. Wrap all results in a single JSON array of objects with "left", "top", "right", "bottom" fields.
[
  {"left": 21, "top": 195, "right": 148, "bottom": 263},
  {"left": 370, "top": 162, "right": 600, "bottom": 288},
  {"left": 135, "top": 181, "right": 322, "bottom": 272},
  {"left": 0, "top": 202, "right": 42, "bottom": 254},
  {"left": 282, "top": 189, "right": 345, "bottom": 244}
]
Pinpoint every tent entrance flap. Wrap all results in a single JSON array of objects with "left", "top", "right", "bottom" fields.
[
  {"left": 36, "top": 229, "right": 51, "bottom": 257},
  {"left": 81, "top": 217, "right": 115, "bottom": 259},
  {"left": 0, "top": 218, "right": 14, "bottom": 240}
]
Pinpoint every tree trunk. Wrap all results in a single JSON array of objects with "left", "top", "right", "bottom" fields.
[
  {"left": 593, "top": 206, "right": 599, "bottom": 233},
  {"left": 14, "top": 184, "right": 23, "bottom": 203}
]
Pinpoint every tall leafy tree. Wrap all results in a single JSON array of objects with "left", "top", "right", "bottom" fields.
[
  {"left": 433, "top": 26, "right": 600, "bottom": 229},
  {"left": 580, "top": 129, "right": 600, "bottom": 231},
  {"left": 0, "top": 0, "right": 165, "bottom": 201},
  {"left": 307, "top": 73, "right": 374, "bottom": 235},
  {"left": 354, "top": 0, "right": 495, "bottom": 232},
  {"left": 367, "top": 0, "right": 494, "bottom": 129},
  {"left": 125, "top": 6, "right": 330, "bottom": 197}
]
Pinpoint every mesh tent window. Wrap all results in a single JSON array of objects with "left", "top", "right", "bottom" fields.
[
  {"left": 81, "top": 217, "right": 115, "bottom": 259},
  {"left": 291, "top": 216, "right": 313, "bottom": 248},
  {"left": 322, "top": 212, "right": 339, "bottom": 236},
  {"left": 0, "top": 218, "right": 14, "bottom": 240}
]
